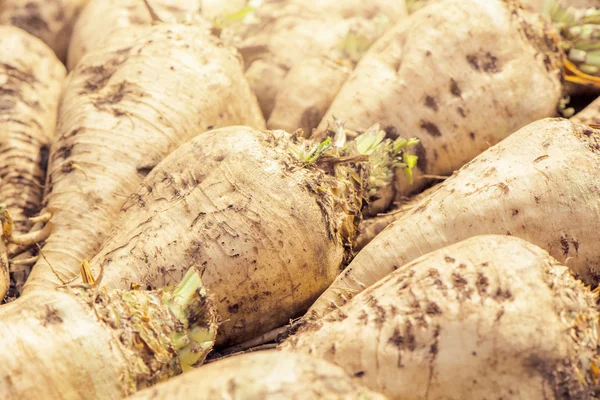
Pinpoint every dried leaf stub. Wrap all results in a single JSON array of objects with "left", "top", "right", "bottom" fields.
[{"left": 80, "top": 259, "right": 96, "bottom": 286}]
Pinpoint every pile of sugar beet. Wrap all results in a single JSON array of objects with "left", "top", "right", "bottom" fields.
[{"left": 2, "top": 0, "right": 600, "bottom": 398}]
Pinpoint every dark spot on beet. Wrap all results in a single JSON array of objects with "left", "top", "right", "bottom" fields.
[
  {"left": 430, "top": 342, "right": 438, "bottom": 356},
  {"left": 466, "top": 52, "right": 501, "bottom": 73},
  {"left": 93, "top": 81, "right": 134, "bottom": 107},
  {"left": 213, "top": 153, "right": 226, "bottom": 162},
  {"left": 414, "top": 141, "right": 427, "bottom": 171},
  {"left": 41, "top": 305, "right": 63, "bottom": 326},
  {"left": 444, "top": 256, "right": 455, "bottom": 263},
  {"left": 452, "top": 272, "right": 467, "bottom": 289},
  {"left": 38, "top": 144, "right": 49, "bottom": 172},
  {"left": 388, "top": 323, "right": 416, "bottom": 353},
  {"left": 512, "top": 209, "right": 519, "bottom": 216},
  {"left": 228, "top": 304, "right": 240, "bottom": 314},
  {"left": 420, "top": 121, "right": 441, "bottom": 137},
  {"left": 496, "top": 308, "right": 505, "bottom": 321},
  {"left": 466, "top": 55, "right": 480, "bottom": 70},
  {"left": 450, "top": 79, "right": 461, "bottom": 97},
  {"left": 369, "top": 296, "right": 387, "bottom": 328},
  {"left": 495, "top": 288, "right": 513, "bottom": 301},
  {"left": 476, "top": 273, "right": 489, "bottom": 295},
  {"left": 469, "top": 132, "right": 476, "bottom": 140},
  {"left": 560, "top": 235, "right": 570, "bottom": 255},
  {"left": 424, "top": 95, "right": 438, "bottom": 112},
  {"left": 426, "top": 302, "right": 442, "bottom": 315},
  {"left": 357, "top": 309, "right": 369, "bottom": 325}
]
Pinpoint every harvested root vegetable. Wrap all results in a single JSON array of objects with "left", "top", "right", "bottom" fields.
[
  {"left": 223, "top": 0, "right": 407, "bottom": 125},
  {"left": 313, "top": 0, "right": 564, "bottom": 210},
  {"left": 0, "top": 26, "right": 66, "bottom": 300},
  {"left": 67, "top": 0, "right": 206, "bottom": 71},
  {"left": 283, "top": 235, "right": 600, "bottom": 400},
  {"left": 0, "top": 0, "right": 90, "bottom": 62},
  {"left": 0, "top": 268, "right": 216, "bottom": 400},
  {"left": 79, "top": 124, "right": 415, "bottom": 347},
  {"left": 308, "top": 118, "right": 600, "bottom": 318},
  {"left": 126, "top": 351, "right": 387, "bottom": 400},
  {"left": 23, "top": 23, "right": 265, "bottom": 295}
]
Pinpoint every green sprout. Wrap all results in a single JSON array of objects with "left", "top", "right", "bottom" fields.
[
  {"left": 287, "top": 118, "right": 419, "bottom": 198},
  {"left": 212, "top": 0, "right": 263, "bottom": 31},
  {"left": 163, "top": 267, "right": 216, "bottom": 371},
  {"left": 288, "top": 137, "right": 333, "bottom": 164},
  {"left": 352, "top": 123, "right": 420, "bottom": 195},
  {"left": 544, "top": 1, "right": 600, "bottom": 79}
]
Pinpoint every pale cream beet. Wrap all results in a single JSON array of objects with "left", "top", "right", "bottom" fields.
[
  {"left": 309, "top": 118, "right": 600, "bottom": 317},
  {"left": 126, "top": 351, "right": 387, "bottom": 400},
  {"left": 81, "top": 126, "right": 377, "bottom": 347},
  {"left": 23, "top": 24, "right": 265, "bottom": 295},
  {"left": 0, "top": 269, "right": 217, "bottom": 400},
  {"left": 315, "top": 0, "right": 563, "bottom": 206},
  {"left": 0, "top": 26, "right": 66, "bottom": 300},
  {"left": 283, "top": 235, "right": 600, "bottom": 400},
  {"left": 67, "top": 0, "right": 205, "bottom": 70}
]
